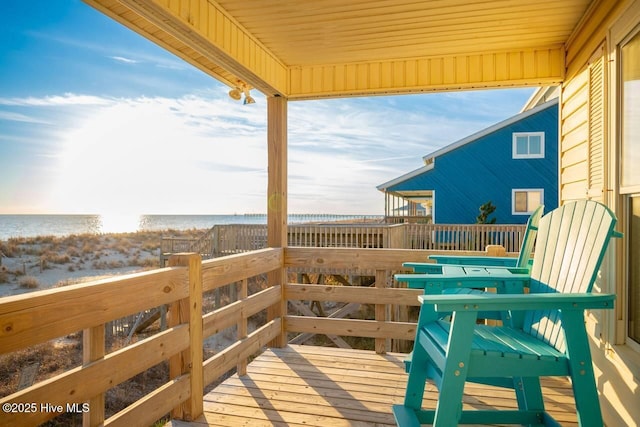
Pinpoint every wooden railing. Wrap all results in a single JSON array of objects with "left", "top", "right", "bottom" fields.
[
  {"left": 403, "top": 223, "right": 526, "bottom": 251},
  {"left": 161, "top": 223, "right": 526, "bottom": 263},
  {"left": 160, "top": 237, "right": 197, "bottom": 254},
  {"left": 384, "top": 215, "right": 431, "bottom": 224},
  {"left": 0, "top": 248, "right": 284, "bottom": 427},
  {"left": 0, "top": 246, "right": 509, "bottom": 426},
  {"left": 284, "top": 247, "right": 435, "bottom": 353}
]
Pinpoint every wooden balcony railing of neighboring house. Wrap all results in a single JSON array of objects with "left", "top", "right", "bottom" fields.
[
  {"left": 1, "top": 246, "right": 513, "bottom": 427},
  {"left": 384, "top": 215, "right": 431, "bottom": 224},
  {"left": 160, "top": 223, "right": 527, "bottom": 265}
]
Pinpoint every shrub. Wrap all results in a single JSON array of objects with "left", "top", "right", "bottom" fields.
[
  {"left": 136, "top": 258, "right": 159, "bottom": 268},
  {"left": 0, "top": 241, "right": 20, "bottom": 257},
  {"left": 19, "top": 276, "right": 39, "bottom": 289},
  {"left": 107, "top": 260, "right": 124, "bottom": 269},
  {"left": 47, "top": 253, "right": 71, "bottom": 264},
  {"left": 66, "top": 246, "right": 80, "bottom": 258}
]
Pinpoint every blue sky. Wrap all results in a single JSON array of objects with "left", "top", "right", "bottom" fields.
[{"left": 0, "top": 0, "right": 536, "bottom": 215}]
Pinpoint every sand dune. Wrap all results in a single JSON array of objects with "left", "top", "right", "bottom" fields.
[{"left": 0, "top": 229, "right": 204, "bottom": 298}]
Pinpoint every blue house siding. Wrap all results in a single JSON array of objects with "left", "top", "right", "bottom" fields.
[{"left": 386, "top": 101, "right": 558, "bottom": 224}]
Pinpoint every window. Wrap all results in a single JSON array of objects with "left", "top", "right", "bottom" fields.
[
  {"left": 621, "top": 28, "right": 640, "bottom": 346},
  {"left": 512, "top": 132, "right": 545, "bottom": 159},
  {"left": 512, "top": 189, "right": 543, "bottom": 215},
  {"left": 629, "top": 196, "right": 640, "bottom": 345},
  {"left": 621, "top": 31, "right": 640, "bottom": 191}
]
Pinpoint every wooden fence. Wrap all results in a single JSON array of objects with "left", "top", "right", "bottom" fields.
[
  {"left": 2, "top": 246, "right": 509, "bottom": 426},
  {"left": 161, "top": 223, "right": 526, "bottom": 260}
]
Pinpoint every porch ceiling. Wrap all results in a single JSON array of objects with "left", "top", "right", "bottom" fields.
[
  {"left": 84, "top": 0, "right": 594, "bottom": 99},
  {"left": 386, "top": 190, "right": 434, "bottom": 200}
]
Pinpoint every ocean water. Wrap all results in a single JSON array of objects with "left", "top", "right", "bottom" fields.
[{"left": 0, "top": 214, "right": 381, "bottom": 240}]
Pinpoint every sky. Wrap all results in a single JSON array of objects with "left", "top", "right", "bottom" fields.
[{"left": 0, "top": 0, "right": 536, "bottom": 215}]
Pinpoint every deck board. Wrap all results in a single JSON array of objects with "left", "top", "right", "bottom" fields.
[{"left": 168, "top": 344, "right": 578, "bottom": 427}]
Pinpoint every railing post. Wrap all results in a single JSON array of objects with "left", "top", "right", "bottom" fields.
[
  {"left": 237, "top": 278, "right": 249, "bottom": 375},
  {"left": 375, "top": 269, "right": 387, "bottom": 354},
  {"left": 486, "top": 245, "right": 506, "bottom": 257},
  {"left": 267, "top": 95, "right": 288, "bottom": 348},
  {"left": 82, "top": 325, "right": 105, "bottom": 427},
  {"left": 167, "top": 253, "right": 203, "bottom": 421}
]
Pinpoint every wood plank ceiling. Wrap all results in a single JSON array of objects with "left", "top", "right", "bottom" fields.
[
  {"left": 84, "top": 0, "right": 595, "bottom": 99},
  {"left": 218, "top": 0, "right": 585, "bottom": 65}
]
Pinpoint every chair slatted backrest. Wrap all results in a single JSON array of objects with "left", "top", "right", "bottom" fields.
[
  {"left": 515, "top": 204, "right": 544, "bottom": 267},
  {"left": 524, "top": 200, "right": 617, "bottom": 352}
]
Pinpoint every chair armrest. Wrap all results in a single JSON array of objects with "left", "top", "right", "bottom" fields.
[
  {"left": 428, "top": 255, "right": 519, "bottom": 267},
  {"left": 418, "top": 293, "right": 615, "bottom": 312},
  {"left": 396, "top": 271, "right": 530, "bottom": 292},
  {"left": 402, "top": 262, "right": 442, "bottom": 273}
]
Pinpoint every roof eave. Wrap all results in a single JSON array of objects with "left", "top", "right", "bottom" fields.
[
  {"left": 422, "top": 97, "right": 559, "bottom": 163},
  {"left": 377, "top": 163, "right": 435, "bottom": 192}
]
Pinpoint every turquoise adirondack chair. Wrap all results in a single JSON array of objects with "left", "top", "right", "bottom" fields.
[
  {"left": 403, "top": 204, "right": 544, "bottom": 273},
  {"left": 393, "top": 200, "right": 620, "bottom": 427},
  {"left": 397, "top": 205, "right": 544, "bottom": 333}
]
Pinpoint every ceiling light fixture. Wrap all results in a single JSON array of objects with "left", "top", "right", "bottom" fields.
[
  {"left": 243, "top": 88, "right": 255, "bottom": 105},
  {"left": 228, "top": 80, "right": 256, "bottom": 105},
  {"left": 228, "top": 87, "right": 241, "bottom": 101}
]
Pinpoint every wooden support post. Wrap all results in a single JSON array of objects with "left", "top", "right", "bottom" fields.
[
  {"left": 375, "top": 269, "right": 387, "bottom": 354},
  {"left": 486, "top": 244, "right": 506, "bottom": 257},
  {"left": 267, "top": 95, "right": 288, "bottom": 348},
  {"left": 237, "top": 278, "right": 248, "bottom": 375},
  {"left": 83, "top": 325, "right": 105, "bottom": 427},
  {"left": 168, "top": 253, "right": 203, "bottom": 421}
]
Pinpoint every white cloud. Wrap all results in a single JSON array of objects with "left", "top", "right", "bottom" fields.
[
  {"left": 45, "top": 93, "right": 267, "bottom": 214},
  {"left": 110, "top": 56, "right": 139, "bottom": 64},
  {"left": 0, "top": 111, "right": 51, "bottom": 124},
  {"left": 2, "top": 88, "right": 534, "bottom": 215},
  {"left": 0, "top": 94, "right": 114, "bottom": 107}
]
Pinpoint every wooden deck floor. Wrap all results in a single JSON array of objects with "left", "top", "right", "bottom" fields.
[{"left": 168, "top": 345, "right": 578, "bottom": 427}]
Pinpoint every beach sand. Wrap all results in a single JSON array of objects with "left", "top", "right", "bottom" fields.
[
  {"left": 0, "top": 228, "right": 234, "bottom": 420},
  {"left": 0, "top": 229, "right": 204, "bottom": 297}
]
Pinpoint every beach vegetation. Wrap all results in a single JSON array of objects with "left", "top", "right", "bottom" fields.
[
  {"left": 0, "top": 338, "right": 81, "bottom": 397},
  {"left": 129, "top": 256, "right": 158, "bottom": 268},
  {"left": 65, "top": 246, "right": 80, "bottom": 258},
  {"left": 142, "top": 240, "right": 158, "bottom": 252},
  {"left": 108, "top": 260, "right": 124, "bottom": 269},
  {"left": 19, "top": 276, "right": 39, "bottom": 288},
  {"left": 81, "top": 242, "right": 97, "bottom": 255},
  {"left": 35, "top": 235, "right": 56, "bottom": 245},
  {"left": 23, "top": 245, "right": 43, "bottom": 256},
  {"left": 0, "top": 241, "right": 19, "bottom": 257},
  {"left": 42, "top": 251, "right": 71, "bottom": 265},
  {"left": 0, "top": 268, "right": 8, "bottom": 284}
]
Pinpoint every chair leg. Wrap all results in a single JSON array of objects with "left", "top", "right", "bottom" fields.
[
  {"left": 563, "top": 312, "right": 604, "bottom": 427},
  {"left": 404, "top": 299, "right": 442, "bottom": 408},
  {"left": 404, "top": 338, "right": 430, "bottom": 409},
  {"left": 433, "top": 372, "right": 466, "bottom": 427},
  {"left": 571, "top": 373, "right": 603, "bottom": 427},
  {"left": 514, "top": 376, "right": 544, "bottom": 412},
  {"left": 432, "top": 311, "right": 476, "bottom": 427}
]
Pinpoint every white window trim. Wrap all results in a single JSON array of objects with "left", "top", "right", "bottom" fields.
[
  {"left": 512, "top": 188, "right": 544, "bottom": 215},
  {"left": 512, "top": 132, "right": 545, "bottom": 159},
  {"left": 611, "top": 4, "right": 640, "bottom": 377}
]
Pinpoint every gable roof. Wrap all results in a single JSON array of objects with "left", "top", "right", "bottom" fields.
[
  {"left": 422, "top": 97, "right": 558, "bottom": 163},
  {"left": 377, "top": 97, "right": 558, "bottom": 191}
]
